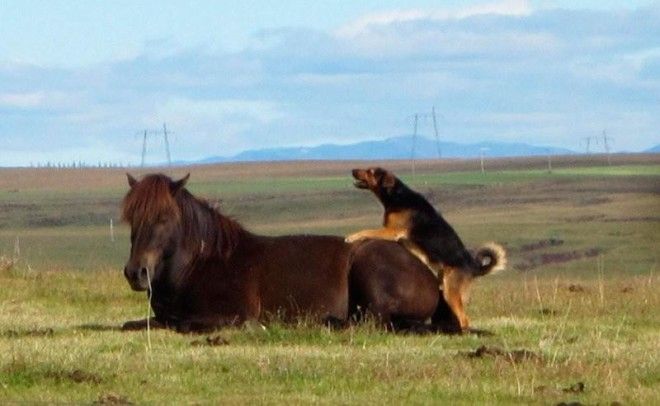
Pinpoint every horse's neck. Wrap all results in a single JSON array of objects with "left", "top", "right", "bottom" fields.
[
  {"left": 216, "top": 213, "right": 245, "bottom": 258},
  {"left": 184, "top": 198, "right": 247, "bottom": 260},
  {"left": 159, "top": 198, "right": 252, "bottom": 289}
]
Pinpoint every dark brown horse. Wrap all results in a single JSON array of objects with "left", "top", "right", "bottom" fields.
[{"left": 121, "top": 173, "right": 458, "bottom": 333}]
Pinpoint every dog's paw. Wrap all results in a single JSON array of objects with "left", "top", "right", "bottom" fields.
[{"left": 345, "top": 234, "right": 363, "bottom": 243}]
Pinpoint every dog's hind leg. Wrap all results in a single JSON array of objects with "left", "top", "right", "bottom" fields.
[
  {"left": 441, "top": 268, "right": 471, "bottom": 331},
  {"left": 431, "top": 289, "right": 462, "bottom": 333}
]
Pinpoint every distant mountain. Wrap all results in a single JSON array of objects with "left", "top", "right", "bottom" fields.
[
  {"left": 644, "top": 144, "right": 660, "bottom": 153},
  {"left": 197, "top": 136, "right": 575, "bottom": 164}
]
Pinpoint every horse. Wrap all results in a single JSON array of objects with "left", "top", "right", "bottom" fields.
[{"left": 121, "top": 173, "right": 459, "bottom": 333}]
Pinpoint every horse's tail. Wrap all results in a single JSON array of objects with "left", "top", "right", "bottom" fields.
[{"left": 472, "top": 242, "right": 507, "bottom": 277}]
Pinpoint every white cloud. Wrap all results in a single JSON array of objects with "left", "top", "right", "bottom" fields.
[
  {"left": 0, "top": 90, "right": 85, "bottom": 111},
  {"left": 149, "top": 97, "right": 285, "bottom": 126},
  {"left": 454, "top": 0, "right": 532, "bottom": 18},
  {"left": 133, "top": 97, "right": 289, "bottom": 159},
  {"left": 626, "top": 47, "right": 660, "bottom": 63},
  {"left": 1, "top": 1, "right": 659, "bottom": 166},
  {"left": 336, "top": 0, "right": 532, "bottom": 38},
  {"left": 0, "top": 91, "right": 45, "bottom": 108}
]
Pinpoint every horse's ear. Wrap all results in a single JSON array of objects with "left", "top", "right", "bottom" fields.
[
  {"left": 127, "top": 173, "right": 138, "bottom": 188},
  {"left": 171, "top": 173, "right": 190, "bottom": 194}
]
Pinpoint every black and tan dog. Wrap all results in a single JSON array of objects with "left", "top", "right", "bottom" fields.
[{"left": 346, "top": 167, "right": 506, "bottom": 331}]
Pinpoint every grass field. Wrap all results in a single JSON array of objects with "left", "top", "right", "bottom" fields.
[{"left": 0, "top": 154, "right": 658, "bottom": 404}]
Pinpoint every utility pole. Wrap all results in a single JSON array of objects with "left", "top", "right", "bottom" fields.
[
  {"left": 547, "top": 149, "right": 553, "bottom": 173},
  {"left": 602, "top": 130, "right": 613, "bottom": 166},
  {"left": 163, "top": 122, "right": 172, "bottom": 166},
  {"left": 141, "top": 130, "right": 148, "bottom": 167},
  {"left": 480, "top": 147, "right": 488, "bottom": 174},
  {"left": 411, "top": 114, "right": 418, "bottom": 179},
  {"left": 583, "top": 136, "right": 592, "bottom": 154},
  {"left": 138, "top": 124, "right": 173, "bottom": 167}
]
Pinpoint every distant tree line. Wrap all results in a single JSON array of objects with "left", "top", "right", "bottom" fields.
[{"left": 29, "top": 161, "right": 133, "bottom": 169}]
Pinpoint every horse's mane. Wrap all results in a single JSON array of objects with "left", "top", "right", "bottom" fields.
[
  {"left": 122, "top": 174, "right": 243, "bottom": 261},
  {"left": 122, "top": 174, "right": 180, "bottom": 228}
]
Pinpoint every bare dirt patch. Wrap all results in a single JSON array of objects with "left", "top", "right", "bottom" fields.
[
  {"left": 464, "top": 345, "right": 541, "bottom": 363},
  {"left": 567, "top": 214, "right": 607, "bottom": 223},
  {"left": 563, "top": 382, "right": 586, "bottom": 394},
  {"left": 516, "top": 247, "right": 603, "bottom": 271},
  {"left": 0, "top": 255, "right": 14, "bottom": 273},
  {"left": 605, "top": 216, "right": 660, "bottom": 223},
  {"left": 575, "top": 197, "right": 612, "bottom": 206},
  {"left": 568, "top": 284, "right": 588, "bottom": 293},
  {"left": 191, "top": 334, "right": 230, "bottom": 347},
  {"left": 539, "top": 308, "right": 559, "bottom": 316},
  {"left": 46, "top": 369, "right": 103, "bottom": 384},
  {"left": 94, "top": 393, "right": 133, "bottom": 405},
  {"left": 2, "top": 328, "right": 54, "bottom": 338},
  {"left": 520, "top": 238, "right": 565, "bottom": 252},
  {"left": 534, "top": 381, "right": 586, "bottom": 397}
]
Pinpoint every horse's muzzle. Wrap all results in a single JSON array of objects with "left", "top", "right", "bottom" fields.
[{"left": 124, "top": 265, "right": 150, "bottom": 291}]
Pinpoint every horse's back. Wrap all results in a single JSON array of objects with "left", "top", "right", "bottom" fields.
[
  {"left": 349, "top": 239, "right": 440, "bottom": 326},
  {"left": 252, "top": 234, "right": 351, "bottom": 321},
  {"left": 254, "top": 235, "right": 441, "bottom": 327}
]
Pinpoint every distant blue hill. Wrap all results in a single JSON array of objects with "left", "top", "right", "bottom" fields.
[
  {"left": 644, "top": 144, "right": 660, "bottom": 153},
  {"left": 197, "top": 136, "right": 575, "bottom": 164}
]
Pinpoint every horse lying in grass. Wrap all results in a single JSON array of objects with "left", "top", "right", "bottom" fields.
[{"left": 121, "top": 173, "right": 461, "bottom": 333}]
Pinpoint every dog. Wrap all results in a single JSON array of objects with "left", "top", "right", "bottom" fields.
[{"left": 346, "top": 167, "right": 506, "bottom": 331}]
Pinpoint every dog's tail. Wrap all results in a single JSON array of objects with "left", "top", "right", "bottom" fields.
[{"left": 472, "top": 242, "right": 507, "bottom": 276}]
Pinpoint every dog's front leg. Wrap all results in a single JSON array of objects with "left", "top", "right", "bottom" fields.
[{"left": 345, "top": 228, "right": 406, "bottom": 243}]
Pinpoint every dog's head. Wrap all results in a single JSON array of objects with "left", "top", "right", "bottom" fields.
[{"left": 351, "top": 167, "right": 397, "bottom": 194}]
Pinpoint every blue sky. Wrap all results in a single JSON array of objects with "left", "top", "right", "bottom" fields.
[{"left": 1, "top": 0, "right": 658, "bottom": 166}]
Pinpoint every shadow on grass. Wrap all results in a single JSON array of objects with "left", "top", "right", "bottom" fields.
[
  {"left": 0, "top": 324, "right": 132, "bottom": 338},
  {"left": 0, "top": 327, "right": 55, "bottom": 338},
  {"left": 0, "top": 321, "right": 496, "bottom": 339},
  {"left": 75, "top": 323, "right": 123, "bottom": 332}
]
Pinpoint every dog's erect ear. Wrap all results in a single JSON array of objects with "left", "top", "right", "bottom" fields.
[
  {"left": 381, "top": 172, "right": 396, "bottom": 189},
  {"left": 170, "top": 173, "right": 190, "bottom": 194},
  {"left": 127, "top": 173, "right": 138, "bottom": 188}
]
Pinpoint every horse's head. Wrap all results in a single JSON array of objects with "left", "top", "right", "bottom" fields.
[{"left": 121, "top": 173, "right": 189, "bottom": 291}]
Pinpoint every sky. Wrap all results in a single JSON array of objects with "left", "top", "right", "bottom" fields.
[{"left": 1, "top": 0, "right": 658, "bottom": 166}]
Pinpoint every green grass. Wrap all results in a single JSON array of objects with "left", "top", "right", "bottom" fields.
[
  {"left": 0, "top": 227, "right": 125, "bottom": 272},
  {"left": 553, "top": 164, "right": 660, "bottom": 176},
  {"left": 0, "top": 158, "right": 658, "bottom": 403},
  {"left": 1, "top": 269, "right": 657, "bottom": 404},
  {"left": 401, "top": 164, "right": 660, "bottom": 186}
]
